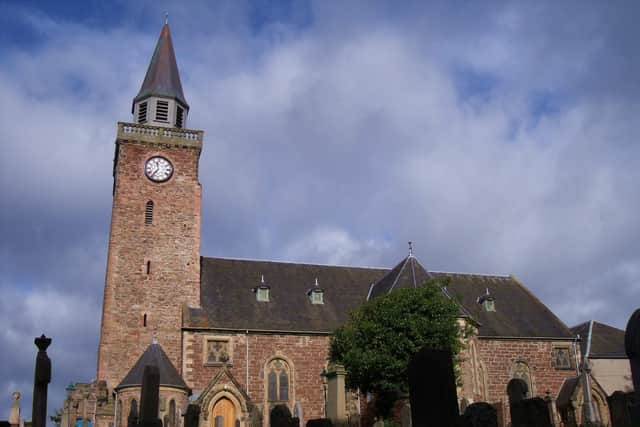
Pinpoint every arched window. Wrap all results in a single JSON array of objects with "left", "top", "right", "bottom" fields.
[
  {"left": 511, "top": 361, "right": 533, "bottom": 398},
  {"left": 145, "top": 201, "right": 154, "bottom": 225},
  {"left": 168, "top": 400, "right": 176, "bottom": 427},
  {"left": 267, "top": 359, "right": 290, "bottom": 402}
]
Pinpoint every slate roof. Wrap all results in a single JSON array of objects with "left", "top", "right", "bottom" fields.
[
  {"left": 133, "top": 23, "right": 188, "bottom": 109},
  {"left": 571, "top": 321, "right": 627, "bottom": 359},
  {"left": 367, "top": 255, "right": 431, "bottom": 299},
  {"left": 186, "top": 256, "right": 573, "bottom": 339},
  {"left": 116, "top": 342, "right": 188, "bottom": 390},
  {"left": 187, "top": 257, "right": 387, "bottom": 333}
]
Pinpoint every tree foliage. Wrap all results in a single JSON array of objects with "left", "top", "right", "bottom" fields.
[{"left": 329, "top": 278, "right": 463, "bottom": 414}]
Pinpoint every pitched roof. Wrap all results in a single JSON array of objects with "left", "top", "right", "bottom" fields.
[
  {"left": 436, "top": 272, "right": 573, "bottom": 338},
  {"left": 133, "top": 23, "right": 188, "bottom": 108},
  {"left": 116, "top": 342, "right": 188, "bottom": 390},
  {"left": 187, "top": 257, "right": 387, "bottom": 333},
  {"left": 367, "top": 255, "right": 431, "bottom": 299},
  {"left": 186, "top": 256, "right": 573, "bottom": 339},
  {"left": 571, "top": 321, "right": 627, "bottom": 359}
]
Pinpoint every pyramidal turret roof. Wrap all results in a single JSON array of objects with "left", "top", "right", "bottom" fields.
[
  {"left": 368, "top": 253, "right": 432, "bottom": 299},
  {"left": 115, "top": 341, "right": 188, "bottom": 390},
  {"left": 133, "top": 23, "right": 188, "bottom": 108}
]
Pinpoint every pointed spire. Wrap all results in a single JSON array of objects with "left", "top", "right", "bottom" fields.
[
  {"left": 408, "top": 241, "right": 414, "bottom": 257},
  {"left": 134, "top": 22, "right": 188, "bottom": 109}
]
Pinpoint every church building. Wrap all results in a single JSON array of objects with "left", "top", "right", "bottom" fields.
[{"left": 62, "top": 23, "right": 589, "bottom": 427}]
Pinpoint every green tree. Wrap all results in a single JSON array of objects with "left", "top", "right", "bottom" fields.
[{"left": 329, "top": 277, "right": 464, "bottom": 418}]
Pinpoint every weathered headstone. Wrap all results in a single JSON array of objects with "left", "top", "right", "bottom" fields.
[
  {"left": 625, "top": 309, "right": 640, "bottom": 425},
  {"left": 9, "top": 392, "right": 21, "bottom": 426},
  {"left": 127, "top": 400, "right": 138, "bottom": 427},
  {"left": 183, "top": 404, "right": 200, "bottom": 427},
  {"left": 138, "top": 366, "right": 162, "bottom": 427},
  {"left": 608, "top": 391, "right": 632, "bottom": 427},
  {"left": 32, "top": 335, "right": 52, "bottom": 427},
  {"left": 509, "top": 397, "right": 552, "bottom": 427},
  {"left": 408, "top": 347, "right": 459, "bottom": 426},
  {"left": 270, "top": 404, "right": 297, "bottom": 427},
  {"left": 461, "top": 402, "right": 498, "bottom": 427},
  {"left": 507, "top": 379, "right": 528, "bottom": 405},
  {"left": 400, "top": 403, "right": 412, "bottom": 427}
]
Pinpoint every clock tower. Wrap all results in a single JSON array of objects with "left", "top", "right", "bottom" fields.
[{"left": 96, "top": 22, "right": 203, "bottom": 390}]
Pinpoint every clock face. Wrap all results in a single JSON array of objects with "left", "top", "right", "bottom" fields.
[{"left": 145, "top": 156, "right": 173, "bottom": 182}]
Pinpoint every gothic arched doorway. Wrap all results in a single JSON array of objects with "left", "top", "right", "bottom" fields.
[{"left": 210, "top": 397, "right": 236, "bottom": 427}]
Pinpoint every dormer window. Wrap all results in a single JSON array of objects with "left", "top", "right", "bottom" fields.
[
  {"left": 477, "top": 288, "right": 495, "bottom": 312},
  {"left": 254, "top": 275, "right": 270, "bottom": 302},
  {"left": 307, "top": 278, "right": 324, "bottom": 305},
  {"left": 138, "top": 102, "right": 148, "bottom": 123}
]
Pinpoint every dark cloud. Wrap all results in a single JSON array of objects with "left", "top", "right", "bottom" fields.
[{"left": 1, "top": 0, "right": 639, "bottom": 420}]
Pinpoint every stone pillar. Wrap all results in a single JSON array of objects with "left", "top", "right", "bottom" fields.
[
  {"left": 9, "top": 392, "right": 21, "bottom": 426},
  {"left": 32, "top": 335, "right": 52, "bottom": 427},
  {"left": 326, "top": 364, "right": 347, "bottom": 426}
]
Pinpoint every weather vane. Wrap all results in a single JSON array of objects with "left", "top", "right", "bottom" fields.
[{"left": 164, "top": 12, "right": 169, "bottom": 25}]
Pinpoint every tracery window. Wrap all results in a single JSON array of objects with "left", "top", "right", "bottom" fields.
[{"left": 267, "top": 359, "right": 290, "bottom": 402}]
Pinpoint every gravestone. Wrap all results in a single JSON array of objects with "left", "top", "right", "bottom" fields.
[
  {"left": 127, "top": 400, "right": 138, "bottom": 427},
  {"left": 509, "top": 397, "right": 552, "bottom": 427},
  {"left": 306, "top": 420, "right": 332, "bottom": 427},
  {"left": 183, "top": 404, "right": 200, "bottom": 427},
  {"left": 507, "top": 379, "right": 528, "bottom": 405},
  {"left": 625, "top": 309, "right": 640, "bottom": 425},
  {"left": 32, "top": 335, "right": 52, "bottom": 427},
  {"left": 270, "top": 404, "right": 298, "bottom": 427},
  {"left": 408, "top": 347, "right": 459, "bottom": 426},
  {"left": 461, "top": 402, "right": 498, "bottom": 427},
  {"left": 400, "top": 403, "right": 412, "bottom": 427},
  {"left": 608, "top": 391, "right": 632, "bottom": 427},
  {"left": 138, "top": 366, "right": 162, "bottom": 427},
  {"left": 9, "top": 392, "right": 21, "bottom": 426}
]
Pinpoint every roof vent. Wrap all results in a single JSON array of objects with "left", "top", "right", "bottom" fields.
[
  {"left": 477, "top": 288, "right": 495, "bottom": 312},
  {"left": 253, "top": 275, "right": 271, "bottom": 302},
  {"left": 307, "top": 278, "right": 324, "bottom": 305}
]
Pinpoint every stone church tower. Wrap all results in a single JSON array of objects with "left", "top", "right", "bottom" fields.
[{"left": 96, "top": 22, "right": 203, "bottom": 390}]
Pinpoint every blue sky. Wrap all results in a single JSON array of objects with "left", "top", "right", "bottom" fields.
[{"left": 1, "top": 0, "right": 640, "bottom": 422}]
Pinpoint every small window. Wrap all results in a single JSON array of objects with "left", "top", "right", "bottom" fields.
[
  {"left": 156, "top": 100, "right": 169, "bottom": 121},
  {"left": 143, "top": 314, "right": 147, "bottom": 327},
  {"left": 176, "top": 106, "right": 184, "bottom": 128},
  {"left": 146, "top": 261, "right": 151, "bottom": 274},
  {"left": 310, "top": 290, "right": 324, "bottom": 305},
  {"left": 553, "top": 347, "right": 572, "bottom": 369},
  {"left": 137, "top": 102, "right": 148, "bottom": 123},
  {"left": 145, "top": 201, "right": 154, "bottom": 225},
  {"left": 257, "top": 287, "right": 270, "bottom": 302}
]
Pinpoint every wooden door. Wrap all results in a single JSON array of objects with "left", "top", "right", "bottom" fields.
[{"left": 211, "top": 398, "right": 236, "bottom": 427}]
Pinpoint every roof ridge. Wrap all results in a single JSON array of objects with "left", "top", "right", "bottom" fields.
[
  {"left": 388, "top": 256, "right": 410, "bottom": 293},
  {"left": 201, "top": 255, "right": 390, "bottom": 271},
  {"left": 429, "top": 270, "right": 512, "bottom": 278}
]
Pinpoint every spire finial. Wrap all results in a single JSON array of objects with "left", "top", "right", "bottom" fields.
[
  {"left": 486, "top": 287, "right": 490, "bottom": 295},
  {"left": 314, "top": 277, "right": 319, "bottom": 287},
  {"left": 164, "top": 12, "right": 169, "bottom": 25},
  {"left": 152, "top": 331, "right": 158, "bottom": 345},
  {"left": 408, "top": 241, "right": 414, "bottom": 257},
  {"left": 261, "top": 274, "right": 265, "bottom": 284}
]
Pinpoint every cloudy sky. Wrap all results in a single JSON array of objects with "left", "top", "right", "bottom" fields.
[{"left": 1, "top": 0, "right": 639, "bottom": 420}]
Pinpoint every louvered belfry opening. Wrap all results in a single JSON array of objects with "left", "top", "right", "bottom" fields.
[
  {"left": 145, "top": 201, "right": 154, "bottom": 225},
  {"left": 138, "top": 101, "right": 148, "bottom": 123},
  {"left": 175, "top": 105, "right": 184, "bottom": 128},
  {"left": 156, "top": 100, "right": 169, "bottom": 121}
]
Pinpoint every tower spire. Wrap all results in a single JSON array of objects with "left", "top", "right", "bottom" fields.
[{"left": 131, "top": 22, "right": 189, "bottom": 128}]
